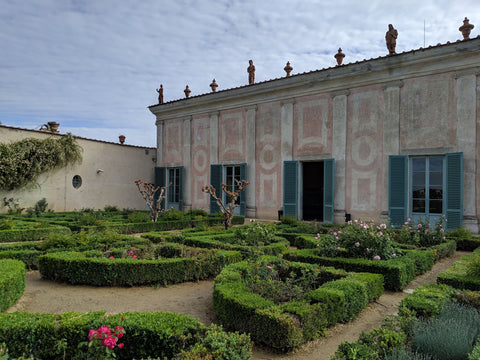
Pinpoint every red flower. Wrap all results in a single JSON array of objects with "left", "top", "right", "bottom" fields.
[{"left": 118, "top": 343, "right": 124, "bottom": 349}]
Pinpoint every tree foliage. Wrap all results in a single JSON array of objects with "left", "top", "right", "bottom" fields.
[{"left": 0, "top": 133, "right": 83, "bottom": 190}]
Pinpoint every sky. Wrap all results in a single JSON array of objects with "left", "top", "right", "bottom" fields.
[{"left": 1, "top": 1, "right": 479, "bottom": 147}]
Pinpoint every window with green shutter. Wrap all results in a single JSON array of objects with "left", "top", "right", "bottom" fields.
[{"left": 283, "top": 161, "right": 298, "bottom": 219}]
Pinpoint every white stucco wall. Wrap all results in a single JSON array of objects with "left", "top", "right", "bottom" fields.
[{"left": 0, "top": 126, "right": 156, "bottom": 213}]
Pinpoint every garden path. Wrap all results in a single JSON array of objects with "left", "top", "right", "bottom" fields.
[{"left": 7, "top": 251, "right": 468, "bottom": 360}]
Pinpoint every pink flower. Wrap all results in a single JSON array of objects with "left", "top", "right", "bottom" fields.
[
  {"left": 110, "top": 256, "right": 114, "bottom": 259},
  {"left": 378, "top": 231, "right": 383, "bottom": 236},
  {"left": 97, "top": 325, "right": 111, "bottom": 338},
  {"left": 366, "top": 248, "right": 370, "bottom": 252},
  {"left": 392, "top": 253, "right": 396, "bottom": 258},
  {"left": 418, "top": 224, "right": 422, "bottom": 228},
  {"left": 355, "top": 242, "right": 360, "bottom": 247},
  {"left": 118, "top": 343, "right": 124, "bottom": 349},
  {"left": 132, "top": 255, "right": 137, "bottom": 259},
  {"left": 440, "top": 228, "right": 445, "bottom": 233},
  {"left": 114, "top": 326, "right": 125, "bottom": 338},
  {"left": 88, "top": 329, "right": 97, "bottom": 341},
  {"left": 102, "top": 335, "right": 117, "bottom": 349},
  {"left": 374, "top": 255, "right": 381, "bottom": 260},
  {"left": 267, "top": 265, "right": 272, "bottom": 269},
  {"left": 335, "top": 236, "right": 339, "bottom": 240},
  {"left": 337, "top": 246, "right": 341, "bottom": 250}
]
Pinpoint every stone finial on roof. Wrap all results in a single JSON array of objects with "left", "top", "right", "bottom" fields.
[
  {"left": 247, "top": 60, "right": 255, "bottom": 84},
  {"left": 184, "top": 85, "right": 191, "bottom": 98},
  {"left": 210, "top": 79, "right": 218, "bottom": 92},
  {"left": 284, "top": 61, "right": 293, "bottom": 76},
  {"left": 334, "top": 48, "right": 345, "bottom": 66},
  {"left": 459, "top": 17, "right": 474, "bottom": 40}
]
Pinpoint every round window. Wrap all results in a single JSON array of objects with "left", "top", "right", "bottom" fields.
[{"left": 72, "top": 175, "right": 82, "bottom": 189}]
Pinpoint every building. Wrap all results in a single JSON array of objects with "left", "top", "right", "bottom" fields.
[
  {"left": 0, "top": 125, "right": 156, "bottom": 212},
  {"left": 150, "top": 36, "right": 480, "bottom": 233}
]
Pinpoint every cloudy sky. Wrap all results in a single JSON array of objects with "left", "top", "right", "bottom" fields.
[{"left": 1, "top": 1, "right": 479, "bottom": 147}]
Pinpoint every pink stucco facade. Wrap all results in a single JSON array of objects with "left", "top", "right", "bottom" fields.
[{"left": 152, "top": 38, "right": 480, "bottom": 233}]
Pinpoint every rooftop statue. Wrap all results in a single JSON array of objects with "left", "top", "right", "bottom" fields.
[
  {"left": 385, "top": 24, "right": 398, "bottom": 55},
  {"left": 156, "top": 84, "right": 164, "bottom": 104},
  {"left": 247, "top": 60, "right": 255, "bottom": 84}
]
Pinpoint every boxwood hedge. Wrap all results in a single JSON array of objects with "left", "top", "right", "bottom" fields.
[
  {"left": 0, "top": 259, "right": 25, "bottom": 312},
  {"left": 213, "top": 258, "right": 383, "bottom": 351},
  {"left": 38, "top": 246, "right": 241, "bottom": 286}
]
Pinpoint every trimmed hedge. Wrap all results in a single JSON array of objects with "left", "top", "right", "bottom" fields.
[
  {"left": 0, "top": 249, "right": 42, "bottom": 269},
  {"left": 213, "top": 259, "right": 384, "bottom": 351},
  {"left": 437, "top": 250, "right": 480, "bottom": 291},
  {"left": 0, "top": 226, "right": 71, "bottom": 242},
  {"left": 0, "top": 311, "right": 252, "bottom": 360},
  {"left": 0, "top": 259, "right": 25, "bottom": 312},
  {"left": 455, "top": 236, "right": 480, "bottom": 251},
  {"left": 38, "top": 247, "right": 241, "bottom": 286},
  {"left": 399, "top": 283, "right": 457, "bottom": 318},
  {"left": 284, "top": 249, "right": 416, "bottom": 291},
  {"left": 143, "top": 231, "right": 290, "bottom": 258}
]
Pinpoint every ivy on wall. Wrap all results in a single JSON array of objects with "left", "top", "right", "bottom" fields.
[{"left": 0, "top": 133, "right": 83, "bottom": 190}]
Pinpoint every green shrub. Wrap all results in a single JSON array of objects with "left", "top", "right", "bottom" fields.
[
  {"left": 384, "top": 347, "right": 433, "bottom": 360},
  {"left": 0, "top": 259, "right": 25, "bottom": 312},
  {"left": 0, "top": 219, "right": 14, "bottom": 231},
  {"left": 33, "top": 198, "right": 48, "bottom": 215},
  {"left": 437, "top": 251, "right": 480, "bottom": 291},
  {"left": 185, "top": 208, "right": 209, "bottom": 218},
  {"left": 396, "top": 216, "right": 447, "bottom": 247},
  {"left": 469, "top": 338, "right": 480, "bottom": 360},
  {"left": 399, "top": 284, "right": 456, "bottom": 318},
  {"left": 467, "top": 256, "right": 480, "bottom": 278},
  {"left": 127, "top": 211, "right": 150, "bottom": 223},
  {"left": 412, "top": 301, "right": 480, "bottom": 360},
  {"left": 160, "top": 208, "right": 185, "bottom": 221},
  {"left": 103, "top": 205, "right": 119, "bottom": 212}
]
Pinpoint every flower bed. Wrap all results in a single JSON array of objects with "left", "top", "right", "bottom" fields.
[
  {"left": 38, "top": 245, "right": 241, "bottom": 286},
  {"left": 0, "top": 311, "right": 252, "bottom": 360},
  {"left": 213, "top": 257, "right": 383, "bottom": 352},
  {"left": 283, "top": 248, "right": 417, "bottom": 291}
]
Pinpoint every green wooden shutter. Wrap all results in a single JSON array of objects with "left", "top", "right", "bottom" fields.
[
  {"left": 323, "top": 159, "right": 335, "bottom": 223},
  {"left": 178, "top": 166, "right": 184, "bottom": 210},
  {"left": 283, "top": 161, "right": 298, "bottom": 219},
  {"left": 388, "top": 156, "right": 407, "bottom": 227},
  {"left": 210, "top": 164, "right": 222, "bottom": 215},
  {"left": 239, "top": 163, "right": 247, "bottom": 216},
  {"left": 446, "top": 152, "right": 463, "bottom": 231},
  {"left": 154, "top": 167, "right": 166, "bottom": 209}
]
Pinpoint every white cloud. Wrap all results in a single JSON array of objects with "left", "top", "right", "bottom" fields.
[{"left": 1, "top": 0, "right": 480, "bottom": 146}]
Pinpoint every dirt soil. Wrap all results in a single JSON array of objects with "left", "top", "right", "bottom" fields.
[{"left": 7, "top": 251, "right": 468, "bottom": 360}]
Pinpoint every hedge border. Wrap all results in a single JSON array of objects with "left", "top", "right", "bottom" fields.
[
  {"left": 437, "top": 249, "right": 480, "bottom": 291},
  {"left": 0, "top": 259, "right": 25, "bottom": 312},
  {"left": 38, "top": 246, "right": 242, "bottom": 286},
  {"left": 0, "top": 226, "right": 71, "bottom": 243},
  {"left": 0, "top": 311, "right": 252, "bottom": 360},
  {"left": 213, "top": 258, "right": 384, "bottom": 352}
]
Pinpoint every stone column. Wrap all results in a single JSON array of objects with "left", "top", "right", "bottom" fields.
[
  {"left": 245, "top": 105, "right": 257, "bottom": 218},
  {"left": 183, "top": 116, "right": 192, "bottom": 211},
  {"left": 456, "top": 70, "right": 478, "bottom": 233},
  {"left": 155, "top": 117, "right": 164, "bottom": 166},
  {"left": 381, "top": 81, "right": 403, "bottom": 223},
  {"left": 209, "top": 112, "right": 219, "bottom": 165},
  {"left": 331, "top": 90, "right": 349, "bottom": 224}
]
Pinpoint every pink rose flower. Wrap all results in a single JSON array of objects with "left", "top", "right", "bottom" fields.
[
  {"left": 374, "top": 255, "right": 381, "bottom": 260},
  {"left": 102, "top": 335, "right": 117, "bottom": 349},
  {"left": 355, "top": 242, "right": 360, "bottom": 247},
  {"left": 118, "top": 343, "right": 124, "bottom": 349}
]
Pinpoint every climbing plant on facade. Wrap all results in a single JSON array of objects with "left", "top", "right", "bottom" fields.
[{"left": 0, "top": 133, "right": 83, "bottom": 190}]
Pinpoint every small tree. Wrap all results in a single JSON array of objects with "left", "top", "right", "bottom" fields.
[
  {"left": 134, "top": 179, "right": 169, "bottom": 222},
  {"left": 202, "top": 179, "right": 249, "bottom": 229}
]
